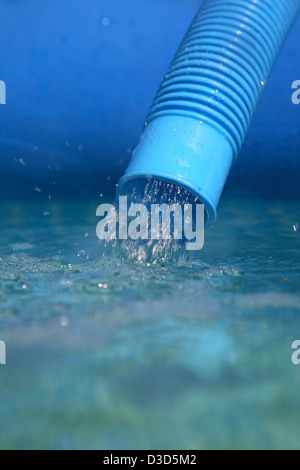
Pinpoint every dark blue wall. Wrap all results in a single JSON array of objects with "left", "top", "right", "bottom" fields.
[{"left": 0, "top": 0, "right": 299, "bottom": 198}]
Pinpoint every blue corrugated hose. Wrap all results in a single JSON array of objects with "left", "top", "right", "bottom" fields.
[{"left": 118, "top": 0, "right": 300, "bottom": 224}]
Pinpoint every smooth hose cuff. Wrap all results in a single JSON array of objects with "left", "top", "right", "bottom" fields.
[{"left": 117, "top": 115, "right": 233, "bottom": 225}]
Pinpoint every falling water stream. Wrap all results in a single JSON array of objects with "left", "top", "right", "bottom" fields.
[{"left": 104, "top": 179, "right": 204, "bottom": 264}]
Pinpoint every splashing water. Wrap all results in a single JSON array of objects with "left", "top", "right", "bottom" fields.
[{"left": 101, "top": 179, "right": 203, "bottom": 264}]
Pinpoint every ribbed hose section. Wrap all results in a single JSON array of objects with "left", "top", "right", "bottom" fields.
[
  {"left": 146, "top": 0, "right": 300, "bottom": 158},
  {"left": 118, "top": 0, "right": 300, "bottom": 223}
]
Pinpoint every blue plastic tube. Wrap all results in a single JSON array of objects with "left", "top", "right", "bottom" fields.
[{"left": 118, "top": 0, "right": 300, "bottom": 224}]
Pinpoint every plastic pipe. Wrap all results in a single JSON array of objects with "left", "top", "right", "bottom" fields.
[{"left": 118, "top": 0, "right": 300, "bottom": 224}]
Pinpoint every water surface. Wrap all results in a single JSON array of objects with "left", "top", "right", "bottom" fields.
[{"left": 0, "top": 197, "right": 299, "bottom": 449}]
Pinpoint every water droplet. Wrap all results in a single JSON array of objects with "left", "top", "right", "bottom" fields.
[
  {"left": 60, "top": 279, "right": 73, "bottom": 287},
  {"left": 98, "top": 283, "right": 108, "bottom": 289},
  {"left": 60, "top": 315, "right": 69, "bottom": 327},
  {"left": 102, "top": 17, "right": 110, "bottom": 26}
]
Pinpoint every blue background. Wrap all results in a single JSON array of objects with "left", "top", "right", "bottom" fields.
[{"left": 0, "top": 0, "right": 299, "bottom": 198}]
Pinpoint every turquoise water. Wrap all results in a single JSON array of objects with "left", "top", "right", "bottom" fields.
[{"left": 0, "top": 197, "right": 299, "bottom": 450}]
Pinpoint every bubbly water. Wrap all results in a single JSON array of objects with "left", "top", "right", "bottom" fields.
[
  {"left": 110, "top": 179, "right": 203, "bottom": 264},
  {"left": 0, "top": 196, "right": 299, "bottom": 449}
]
